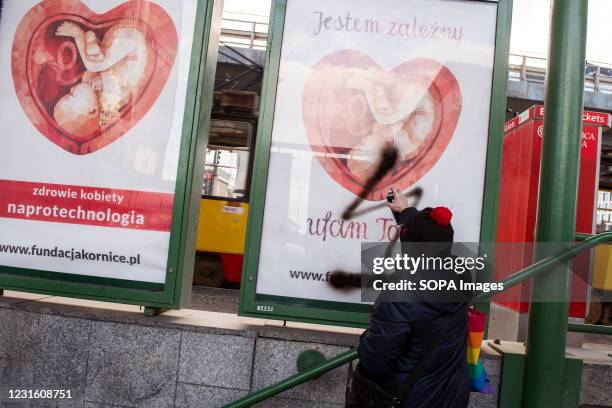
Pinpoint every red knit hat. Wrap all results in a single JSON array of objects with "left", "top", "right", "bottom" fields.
[
  {"left": 429, "top": 207, "right": 453, "bottom": 226},
  {"left": 400, "top": 206, "right": 454, "bottom": 243}
]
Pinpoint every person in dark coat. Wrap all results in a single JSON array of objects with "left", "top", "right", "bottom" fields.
[{"left": 350, "top": 187, "right": 470, "bottom": 408}]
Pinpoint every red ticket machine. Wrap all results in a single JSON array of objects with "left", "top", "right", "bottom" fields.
[{"left": 495, "top": 105, "right": 610, "bottom": 318}]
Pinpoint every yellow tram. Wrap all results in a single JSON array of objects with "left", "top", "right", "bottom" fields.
[{"left": 193, "top": 90, "right": 257, "bottom": 288}]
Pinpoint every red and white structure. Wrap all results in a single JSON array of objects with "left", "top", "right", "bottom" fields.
[{"left": 494, "top": 105, "right": 610, "bottom": 322}]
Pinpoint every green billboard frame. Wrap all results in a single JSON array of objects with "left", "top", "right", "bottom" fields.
[
  {"left": 239, "top": 0, "right": 513, "bottom": 327},
  {"left": 0, "top": 0, "right": 224, "bottom": 310}
]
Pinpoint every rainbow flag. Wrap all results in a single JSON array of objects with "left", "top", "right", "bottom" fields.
[{"left": 467, "top": 308, "right": 494, "bottom": 393}]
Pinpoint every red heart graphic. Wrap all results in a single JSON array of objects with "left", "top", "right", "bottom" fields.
[
  {"left": 11, "top": 0, "right": 178, "bottom": 155},
  {"left": 303, "top": 50, "right": 462, "bottom": 201}
]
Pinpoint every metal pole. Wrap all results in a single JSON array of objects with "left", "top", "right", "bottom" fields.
[{"left": 522, "top": 0, "right": 588, "bottom": 407}]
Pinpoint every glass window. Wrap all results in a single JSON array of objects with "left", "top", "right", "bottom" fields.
[{"left": 202, "top": 118, "right": 254, "bottom": 201}]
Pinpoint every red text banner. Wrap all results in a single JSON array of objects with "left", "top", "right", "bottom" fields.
[{"left": 0, "top": 179, "right": 174, "bottom": 232}]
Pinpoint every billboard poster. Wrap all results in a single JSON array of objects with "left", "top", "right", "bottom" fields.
[
  {"left": 0, "top": 0, "right": 199, "bottom": 283},
  {"left": 255, "top": 0, "right": 499, "bottom": 303}
]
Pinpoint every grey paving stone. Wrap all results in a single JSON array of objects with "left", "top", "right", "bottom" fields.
[
  {"left": 0, "top": 309, "right": 90, "bottom": 408},
  {"left": 580, "top": 362, "right": 612, "bottom": 406},
  {"left": 179, "top": 331, "right": 254, "bottom": 390},
  {"left": 468, "top": 355, "right": 501, "bottom": 408},
  {"left": 84, "top": 403, "right": 131, "bottom": 408},
  {"left": 1, "top": 402, "right": 87, "bottom": 408},
  {"left": 252, "top": 339, "right": 349, "bottom": 405},
  {"left": 468, "top": 391, "right": 499, "bottom": 408},
  {"left": 175, "top": 383, "right": 247, "bottom": 408},
  {"left": 190, "top": 287, "right": 239, "bottom": 314},
  {"left": 85, "top": 321, "right": 180, "bottom": 408}
]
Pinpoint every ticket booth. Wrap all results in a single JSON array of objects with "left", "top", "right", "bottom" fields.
[{"left": 494, "top": 105, "right": 611, "bottom": 324}]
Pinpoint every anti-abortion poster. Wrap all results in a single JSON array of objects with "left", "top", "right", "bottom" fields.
[
  {"left": 0, "top": 0, "right": 198, "bottom": 283},
  {"left": 255, "top": 0, "right": 499, "bottom": 303}
]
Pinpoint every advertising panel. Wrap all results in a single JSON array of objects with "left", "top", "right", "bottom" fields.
[
  {"left": 253, "top": 0, "right": 500, "bottom": 305},
  {"left": 0, "top": 0, "right": 217, "bottom": 299}
]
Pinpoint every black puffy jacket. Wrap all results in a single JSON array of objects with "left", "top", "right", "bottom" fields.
[{"left": 357, "top": 299, "right": 470, "bottom": 408}]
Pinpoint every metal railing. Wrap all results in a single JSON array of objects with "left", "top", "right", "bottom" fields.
[
  {"left": 509, "top": 52, "right": 612, "bottom": 94},
  {"left": 225, "top": 350, "right": 358, "bottom": 408},
  {"left": 217, "top": 18, "right": 612, "bottom": 92},
  {"left": 217, "top": 20, "right": 612, "bottom": 90},
  {"left": 217, "top": 19, "right": 612, "bottom": 95},
  {"left": 224, "top": 232, "right": 612, "bottom": 407},
  {"left": 568, "top": 322, "right": 612, "bottom": 335},
  {"left": 220, "top": 17, "right": 269, "bottom": 50}
]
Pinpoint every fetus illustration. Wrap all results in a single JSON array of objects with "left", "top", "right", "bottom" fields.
[
  {"left": 343, "top": 69, "right": 435, "bottom": 180},
  {"left": 53, "top": 21, "right": 149, "bottom": 138},
  {"left": 302, "top": 50, "right": 462, "bottom": 200},
  {"left": 11, "top": 0, "right": 179, "bottom": 155}
]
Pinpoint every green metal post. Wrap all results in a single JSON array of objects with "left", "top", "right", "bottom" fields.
[{"left": 522, "top": 1, "right": 588, "bottom": 407}]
